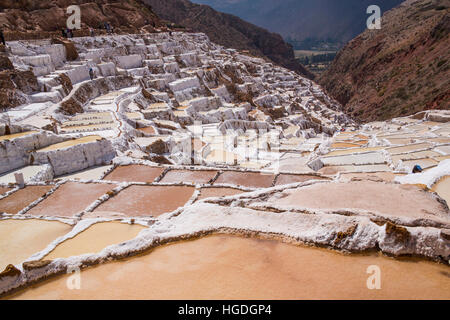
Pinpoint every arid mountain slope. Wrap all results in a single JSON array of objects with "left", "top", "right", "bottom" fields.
[
  {"left": 0, "top": 0, "right": 164, "bottom": 109},
  {"left": 142, "top": 0, "right": 314, "bottom": 79},
  {"left": 0, "top": 0, "right": 164, "bottom": 38},
  {"left": 319, "top": 0, "right": 449, "bottom": 122}
]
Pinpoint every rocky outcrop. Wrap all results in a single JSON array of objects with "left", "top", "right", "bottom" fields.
[
  {"left": 320, "top": 0, "right": 450, "bottom": 122},
  {"left": 142, "top": 0, "right": 314, "bottom": 79},
  {"left": 51, "top": 38, "right": 78, "bottom": 61},
  {"left": 0, "top": 264, "right": 21, "bottom": 279},
  {"left": 0, "top": 55, "right": 14, "bottom": 71},
  {"left": 0, "top": 55, "right": 38, "bottom": 110},
  {"left": 0, "top": 0, "right": 164, "bottom": 37}
]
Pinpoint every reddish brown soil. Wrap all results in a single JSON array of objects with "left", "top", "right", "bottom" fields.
[
  {"left": 274, "top": 174, "right": 329, "bottom": 186},
  {"left": 27, "top": 182, "right": 116, "bottom": 217},
  {"left": 0, "top": 69, "right": 38, "bottom": 110},
  {"left": 160, "top": 170, "right": 218, "bottom": 184},
  {"left": 103, "top": 165, "right": 164, "bottom": 183},
  {"left": 214, "top": 171, "right": 275, "bottom": 188},
  {"left": 0, "top": 186, "right": 53, "bottom": 214},
  {"left": 94, "top": 185, "right": 195, "bottom": 217},
  {"left": 0, "top": 0, "right": 163, "bottom": 37}
]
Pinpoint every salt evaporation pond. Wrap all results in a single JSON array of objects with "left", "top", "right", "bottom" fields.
[
  {"left": 214, "top": 171, "right": 275, "bottom": 188},
  {"left": 269, "top": 181, "right": 447, "bottom": 220},
  {"left": 6, "top": 235, "right": 450, "bottom": 300},
  {"left": 94, "top": 185, "right": 195, "bottom": 217},
  {"left": 432, "top": 176, "right": 450, "bottom": 205},
  {"left": 42, "top": 222, "right": 146, "bottom": 260},
  {"left": 0, "top": 131, "right": 38, "bottom": 142},
  {"left": 28, "top": 182, "right": 117, "bottom": 217},
  {"left": 36, "top": 135, "right": 102, "bottom": 152},
  {"left": 0, "top": 219, "right": 72, "bottom": 271},
  {"left": 196, "top": 187, "right": 244, "bottom": 200},
  {"left": 160, "top": 170, "right": 218, "bottom": 184},
  {"left": 103, "top": 165, "right": 164, "bottom": 183},
  {"left": 274, "top": 174, "right": 329, "bottom": 186},
  {"left": 0, "top": 185, "right": 53, "bottom": 214},
  {"left": 137, "top": 127, "right": 156, "bottom": 135}
]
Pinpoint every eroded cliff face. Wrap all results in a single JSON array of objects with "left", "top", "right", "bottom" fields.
[
  {"left": 0, "top": 0, "right": 164, "bottom": 39},
  {"left": 319, "top": 0, "right": 449, "bottom": 122},
  {"left": 0, "top": 52, "right": 38, "bottom": 110},
  {"left": 142, "top": 0, "right": 314, "bottom": 79}
]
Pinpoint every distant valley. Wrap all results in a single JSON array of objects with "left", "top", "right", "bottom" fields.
[{"left": 192, "top": 0, "right": 404, "bottom": 50}]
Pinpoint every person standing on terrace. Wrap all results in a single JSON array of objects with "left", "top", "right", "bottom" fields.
[
  {"left": 104, "top": 22, "right": 112, "bottom": 34},
  {"left": 89, "top": 68, "right": 95, "bottom": 81},
  {"left": 0, "top": 29, "right": 5, "bottom": 46}
]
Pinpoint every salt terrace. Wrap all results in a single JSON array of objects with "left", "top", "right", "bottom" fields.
[{"left": 0, "top": 31, "right": 449, "bottom": 299}]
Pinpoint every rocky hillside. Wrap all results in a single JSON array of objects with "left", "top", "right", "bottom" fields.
[
  {"left": 142, "top": 0, "right": 314, "bottom": 79},
  {"left": 0, "top": 0, "right": 164, "bottom": 109},
  {"left": 0, "top": 0, "right": 164, "bottom": 39},
  {"left": 319, "top": 0, "right": 449, "bottom": 122}
]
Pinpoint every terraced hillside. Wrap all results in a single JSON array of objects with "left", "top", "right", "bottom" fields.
[
  {"left": 142, "top": 0, "right": 314, "bottom": 79},
  {"left": 0, "top": 5, "right": 449, "bottom": 300}
]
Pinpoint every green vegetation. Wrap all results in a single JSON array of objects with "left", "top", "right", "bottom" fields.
[
  {"left": 295, "top": 50, "right": 337, "bottom": 76},
  {"left": 296, "top": 52, "right": 337, "bottom": 65},
  {"left": 287, "top": 37, "right": 342, "bottom": 51}
]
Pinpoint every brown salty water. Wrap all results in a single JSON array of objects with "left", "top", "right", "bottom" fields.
[
  {"left": 0, "top": 219, "right": 72, "bottom": 271},
  {"left": 7, "top": 235, "right": 450, "bottom": 300},
  {"left": 42, "top": 222, "right": 146, "bottom": 260}
]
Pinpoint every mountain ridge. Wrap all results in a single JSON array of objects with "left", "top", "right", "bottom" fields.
[
  {"left": 319, "top": 0, "right": 449, "bottom": 122},
  {"left": 192, "top": 0, "right": 404, "bottom": 49}
]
